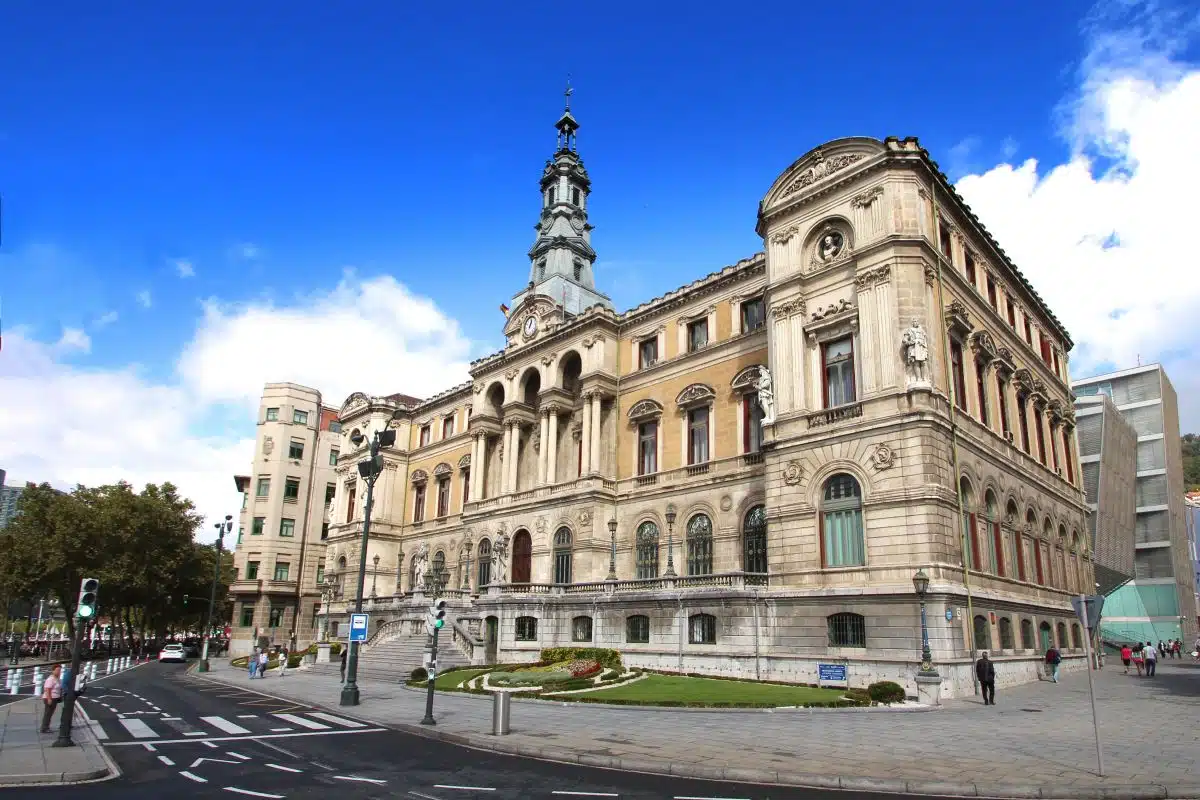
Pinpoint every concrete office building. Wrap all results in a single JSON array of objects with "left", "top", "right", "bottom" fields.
[
  {"left": 0, "top": 469, "right": 26, "bottom": 530},
  {"left": 1074, "top": 393, "right": 1137, "bottom": 597}
]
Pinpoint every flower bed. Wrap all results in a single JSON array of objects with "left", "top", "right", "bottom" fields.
[
  {"left": 489, "top": 669, "right": 572, "bottom": 687},
  {"left": 566, "top": 659, "right": 601, "bottom": 678}
]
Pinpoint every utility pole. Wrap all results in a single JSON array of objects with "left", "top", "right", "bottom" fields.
[
  {"left": 52, "top": 578, "right": 99, "bottom": 748},
  {"left": 199, "top": 515, "right": 233, "bottom": 672}
]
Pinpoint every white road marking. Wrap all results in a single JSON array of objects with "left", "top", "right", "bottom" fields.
[
  {"left": 203, "top": 741, "right": 219, "bottom": 749},
  {"left": 256, "top": 740, "right": 300, "bottom": 759},
  {"left": 272, "top": 713, "right": 329, "bottom": 730},
  {"left": 673, "top": 797, "right": 751, "bottom": 800},
  {"left": 75, "top": 704, "right": 108, "bottom": 740},
  {"left": 223, "top": 789, "right": 284, "bottom": 799},
  {"left": 269, "top": 727, "right": 292, "bottom": 732},
  {"left": 409, "top": 792, "right": 441, "bottom": 800},
  {"left": 552, "top": 793, "right": 620, "bottom": 798},
  {"left": 306, "top": 711, "right": 367, "bottom": 729},
  {"left": 190, "top": 757, "right": 239, "bottom": 768},
  {"left": 162, "top": 716, "right": 181, "bottom": 721},
  {"left": 142, "top": 743, "right": 157, "bottom": 752},
  {"left": 226, "top": 751, "right": 251, "bottom": 761},
  {"left": 120, "top": 719, "right": 158, "bottom": 739},
  {"left": 310, "top": 761, "right": 334, "bottom": 771},
  {"left": 151, "top": 706, "right": 161, "bottom": 711},
  {"left": 435, "top": 786, "right": 496, "bottom": 792},
  {"left": 157, "top": 756, "right": 175, "bottom": 767},
  {"left": 180, "top": 771, "right": 207, "bottom": 783},
  {"left": 103, "top": 727, "right": 385, "bottom": 746},
  {"left": 202, "top": 716, "right": 252, "bottom": 734},
  {"left": 335, "top": 776, "right": 388, "bottom": 785},
  {"left": 265, "top": 763, "right": 302, "bottom": 773},
  {"left": 236, "top": 714, "right": 257, "bottom": 719}
]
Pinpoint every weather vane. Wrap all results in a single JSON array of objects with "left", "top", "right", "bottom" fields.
[{"left": 564, "top": 75, "right": 573, "bottom": 109}]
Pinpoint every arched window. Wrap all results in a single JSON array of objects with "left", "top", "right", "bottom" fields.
[
  {"left": 743, "top": 505, "right": 767, "bottom": 574},
  {"left": 985, "top": 490, "right": 1003, "bottom": 576},
  {"left": 960, "top": 477, "right": 980, "bottom": 570},
  {"left": 337, "top": 556, "right": 347, "bottom": 569},
  {"left": 511, "top": 530, "right": 532, "bottom": 584},
  {"left": 1071, "top": 623, "right": 1082, "bottom": 649},
  {"left": 635, "top": 521, "right": 659, "bottom": 580},
  {"left": 626, "top": 615, "right": 650, "bottom": 643},
  {"left": 1029, "top": 512, "right": 1044, "bottom": 584},
  {"left": 1020, "top": 619, "right": 1034, "bottom": 649},
  {"left": 553, "top": 527, "right": 573, "bottom": 584},
  {"left": 973, "top": 614, "right": 991, "bottom": 651},
  {"left": 827, "top": 613, "right": 866, "bottom": 647},
  {"left": 571, "top": 616, "right": 593, "bottom": 642},
  {"left": 431, "top": 550, "right": 446, "bottom": 593},
  {"left": 998, "top": 617, "right": 1014, "bottom": 649},
  {"left": 686, "top": 514, "right": 713, "bottom": 576},
  {"left": 409, "top": 554, "right": 419, "bottom": 590},
  {"left": 821, "top": 474, "right": 865, "bottom": 567},
  {"left": 1042, "top": 519, "right": 1054, "bottom": 586},
  {"left": 1056, "top": 621, "right": 1068, "bottom": 648},
  {"left": 477, "top": 539, "right": 492, "bottom": 587},
  {"left": 688, "top": 613, "right": 716, "bottom": 644},
  {"left": 1038, "top": 621, "right": 1053, "bottom": 651},
  {"left": 1008, "top": 499, "right": 1026, "bottom": 581}
]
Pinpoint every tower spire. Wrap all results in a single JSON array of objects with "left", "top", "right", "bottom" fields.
[{"left": 555, "top": 77, "right": 580, "bottom": 153}]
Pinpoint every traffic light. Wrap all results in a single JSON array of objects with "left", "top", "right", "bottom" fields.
[
  {"left": 183, "top": 594, "right": 189, "bottom": 607},
  {"left": 426, "top": 599, "right": 446, "bottom": 635},
  {"left": 77, "top": 578, "right": 100, "bottom": 620}
]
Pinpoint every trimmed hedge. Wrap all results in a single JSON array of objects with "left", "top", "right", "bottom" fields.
[
  {"left": 411, "top": 667, "right": 428, "bottom": 682},
  {"left": 540, "top": 647, "right": 622, "bottom": 670},
  {"left": 867, "top": 681, "right": 906, "bottom": 704},
  {"left": 491, "top": 670, "right": 572, "bottom": 686}
]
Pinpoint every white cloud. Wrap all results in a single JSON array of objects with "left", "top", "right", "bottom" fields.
[
  {"left": 232, "top": 243, "right": 261, "bottom": 261},
  {"left": 175, "top": 259, "right": 195, "bottom": 278},
  {"left": 54, "top": 327, "right": 91, "bottom": 355},
  {"left": 0, "top": 272, "right": 474, "bottom": 541},
  {"left": 136, "top": 290, "right": 152, "bottom": 309},
  {"left": 94, "top": 311, "right": 119, "bottom": 328},
  {"left": 953, "top": 16, "right": 1200, "bottom": 431}
]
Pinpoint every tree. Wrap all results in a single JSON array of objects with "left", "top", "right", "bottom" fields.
[{"left": 1183, "top": 433, "right": 1200, "bottom": 491}]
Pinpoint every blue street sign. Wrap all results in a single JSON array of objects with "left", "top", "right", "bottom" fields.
[
  {"left": 818, "top": 663, "right": 848, "bottom": 683},
  {"left": 945, "top": 609, "right": 954, "bottom": 621},
  {"left": 349, "top": 613, "right": 369, "bottom": 642}
]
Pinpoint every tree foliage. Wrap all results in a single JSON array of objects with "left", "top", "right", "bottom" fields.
[
  {"left": 1183, "top": 433, "right": 1200, "bottom": 492},
  {"left": 0, "top": 481, "right": 234, "bottom": 640}
]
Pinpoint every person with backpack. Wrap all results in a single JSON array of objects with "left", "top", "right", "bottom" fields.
[{"left": 1045, "top": 644, "right": 1062, "bottom": 682}]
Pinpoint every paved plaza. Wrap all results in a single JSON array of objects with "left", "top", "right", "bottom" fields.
[{"left": 200, "top": 658, "right": 1200, "bottom": 798}]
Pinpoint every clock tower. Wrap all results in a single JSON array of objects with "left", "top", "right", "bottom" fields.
[{"left": 509, "top": 84, "right": 613, "bottom": 323}]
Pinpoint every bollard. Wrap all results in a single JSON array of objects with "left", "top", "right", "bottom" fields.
[
  {"left": 32, "top": 668, "right": 42, "bottom": 692},
  {"left": 491, "top": 691, "right": 511, "bottom": 736},
  {"left": 14, "top": 668, "right": 23, "bottom": 694},
  {"left": 4, "top": 671, "right": 12, "bottom": 695}
]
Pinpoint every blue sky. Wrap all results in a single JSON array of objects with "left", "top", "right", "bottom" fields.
[{"left": 2, "top": 0, "right": 1198, "bottom": 534}]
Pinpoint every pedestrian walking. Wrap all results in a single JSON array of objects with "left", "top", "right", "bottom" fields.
[
  {"left": 39, "top": 664, "right": 62, "bottom": 733},
  {"left": 975, "top": 651, "right": 996, "bottom": 705},
  {"left": 248, "top": 648, "right": 258, "bottom": 679},
  {"left": 339, "top": 645, "right": 347, "bottom": 683},
  {"left": 1143, "top": 641, "right": 1158, "bottom": 677},
  {"left": 1120, "top": 644, "right": 1132, "bottom": 673},
  {"left": 278, "top": 647, "right": 288, "bottom": 677},
  {"left": 257, "top": 650, "right": 268, "bottom": 678},
  {"left": 1045, "top": 644, "right": 1062, "bottom": 682}
]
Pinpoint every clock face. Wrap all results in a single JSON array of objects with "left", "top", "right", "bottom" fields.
[{"left": 523, "top": 316, "right": 538, "bottom": 338}]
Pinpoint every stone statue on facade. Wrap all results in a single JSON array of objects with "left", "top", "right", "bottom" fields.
[
  {"left": 492, "top": 532, "right": 509, "bottom": 584},
  {"left": 753, "top": 367, "right": 776, "bottom": 425},
  {"left": 819, "top": 231, "right": 844, "bottom": 262},
  {"left": 902, "top": 319, "right": 931, "bottom": 387},
  {"left": 413, "top": 543, "right": 430, "bottom": 592}
]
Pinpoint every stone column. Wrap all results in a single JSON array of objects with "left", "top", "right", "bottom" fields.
[
  {"left": 469, "top": 434, "right": 484, "bottom": 501},
  {"left": 546, "top": 408, "right": 559, "bottom": 485},
  {"left": 537, "top": 411, "right": 549, "bottom": 486},
  {"left": 589, "top": 393, "right": 602, "bottom": 475},
  {"left": 508, "top": 422, "right": 521, "bottom": 493},
  {"left": 580, "top": 395, "right": 593, "bottom": 478},
  {"left": 498, "top": 424, "right": 510, "bottom": 494}
]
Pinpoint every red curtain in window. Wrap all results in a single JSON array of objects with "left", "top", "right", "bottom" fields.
[
  {"left": 1016, "top": 536, "right": 1026, "bottom": 581},
  {"left": 1034, "top": 541, "right": 1045, "bottom": 584}
]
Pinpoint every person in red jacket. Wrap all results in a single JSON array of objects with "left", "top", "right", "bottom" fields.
[
  {"left": 1045, "top": 645, "right": 1062, "bottom": 683},
  {"left": 1120, "top": 644, "right": 1133, "bottom": 674}
]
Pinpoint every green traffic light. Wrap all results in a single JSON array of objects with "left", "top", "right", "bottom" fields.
[
  {"left": 433, "top": 619, "right": 444, "bottom": 629},
  {"left": 78, "top": 605, "right": 94, "bottom": 619}
]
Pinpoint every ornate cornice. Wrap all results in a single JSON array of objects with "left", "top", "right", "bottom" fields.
[
  {"left": 779, "top": 149, "right": 869, "bottom": 199},
  {"left": 969, "top": 330, "right": 998, "bottom": 364},
  {"left": 770, "top": 299, "right": 805, "bottom": 319},
  {"left": 853, "top": 264, "right": 891, "bottom": 291},
  {"left": 850, "top": 185, "right": 884, "bottom": 208},
  {"left": 411, "top": 469, "right": 429, "bottom": 484},
  {"left": 945, "top": 300, "right": 973, "bottom": 339}
]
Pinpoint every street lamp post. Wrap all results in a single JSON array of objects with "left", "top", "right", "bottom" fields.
[
  {"left": 606, "top": 519, "right": 618, "bottom": 581},
  {"left": 341, "top": 423, "right": 397, "bottom": 707},
  {"left": 199, "top": 514, "right": 234, "bottom": 673},
  {"left": 371, "top": 554, "right": 380, "bottom": 598},
  {"left": 912, "top": 568, "right": 938, "bottom": 677},
  {"left": 663, "top": 505, "right": 677, "bottom": 577}
]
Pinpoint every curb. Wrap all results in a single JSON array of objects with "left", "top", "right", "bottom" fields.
[
  {"left": 0, "top": 700, "right": 121, "bottom": 788},
  {"left": 191, "top": 670, "right": 1200, "bottom": 800}
]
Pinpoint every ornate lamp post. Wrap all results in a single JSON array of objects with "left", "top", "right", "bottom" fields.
[
  {"left": 913, "top": 568, "right": 938, "bottom": 677},
  {"left": 370, "top": 554, "right": 380, "bottom": 598},
  {"left": 606, "top": 519, "right": 618, "bottom": 581},
  {"left": 664, "top": 505, "right": 677, "bottom": 578}
]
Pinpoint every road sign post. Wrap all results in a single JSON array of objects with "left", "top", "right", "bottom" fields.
[
  {"left": 349, "top": 614, "right": 369, "bottom": 643},
  {"left": 1074, "top": 593, "right": 1105, "bottom": 777},
  {"left": 421, "top": 599, "right": 446, "bottom": 726}
]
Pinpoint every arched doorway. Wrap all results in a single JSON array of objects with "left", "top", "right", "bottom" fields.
[{"left": 511, "top": 530, "right": 532, "bottom": 584}]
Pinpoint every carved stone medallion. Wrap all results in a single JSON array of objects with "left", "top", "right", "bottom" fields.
[{"left": 783, "top": 461, "right": 804, "bottom": 486}]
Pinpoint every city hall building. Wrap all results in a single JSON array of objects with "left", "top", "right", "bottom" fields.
[{"left": 291, "top": 102, "right": 1093, "bottom": 698}]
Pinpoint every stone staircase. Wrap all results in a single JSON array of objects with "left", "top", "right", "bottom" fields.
[{"left": 308, "top": 627, "right": 471, "bottom": 683}]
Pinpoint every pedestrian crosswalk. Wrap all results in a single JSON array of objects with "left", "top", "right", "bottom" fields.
[{"left": 82, "top": 706, "right": 372, "bottom": 743}]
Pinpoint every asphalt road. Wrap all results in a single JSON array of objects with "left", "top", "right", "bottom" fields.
[{"left": 5, "top": 662, "right": 936, "bottom": 800}]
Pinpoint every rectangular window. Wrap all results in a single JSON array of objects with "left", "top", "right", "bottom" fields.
[
  {"left": 274, "top": 562, "right": 290, "bottom": 581},
  {"left": 240, "top": 605, "right": 255, "bottom": 626},
  {"left": 741, "top": 297, "right": 765, "bottom": 333},
  {"left": 964, "top": 251, "right": 976, "bottom": 286},
  {"left": 1063, "top": 430, "right": 1075, "bottom": 483},
  {"left": 986, "top": 276, "right": 997, "bottom": 309},
  {"left": 638, "top": 337, "right": 658, "bottom": 369},
  {"left": 284, "top": 478, "right": 300, "bottom": 501},
  {"left": 949, "top": 340, "right": 968, "bottom": 411},
  {"left": 442, "top": 417, "right": 454, "bottom": 439},
  {"left": 288, "top": 440, "right": 304, "bottom": 460},
  {"left": 315, "top": 564, "right": 325, "bottom": 587},
  {"left": 1017, "top": 395, "right": 1031, "bottom": 453},
  {"left": 251, "top": 517, "right": 264, "bottom": 535},
  {"left": 265, "top": 407, "right": 279, "bottom": 421},
  {"left": 688, "top": 614, "right": 717, "bottom": 645},
  {"left": 515, "top": 616, "right": 538, "bottom": 641},
  {"left": 436, "top": 478, "right": 450, "bottom": 518},
  {"left": 1051, "top": 427, "right": 1060, "bottom": 473},
  {"left": 320, "top": 522, "right": 329, "bottom": 540},
  {"left": 419, "top": 425, "right": 431, "bottom": 447},
  {"left": 743, "top": 392, "right": 763, "bottom": 454},
  {"left": 325, "top": 483, "right": 336, "bottom": 505},
  {"left": 279, "top": 518, "right": 295, "bottom": 537},
  {"left": 256, "top": 478, "right": 270, "bottom": 498},
  {"left": 329, "top": 449, "right": 339, "bottom": 466},
  {"left": 268, "top": 606, "right": 284, "bottom": 628},
  {"left": 413, "top": 484, "right": 426, "bottom": 523},
  {"left": 1039, "top": 333, "right": 1052, "bottom": 366},
  {"left": 1053, "top": 349, "right": 1061, "bottom": 377},
  {"left": 328, "top": 421, "right": 342, "bottom": 434},
  {"left": 246, "top": 561, "right": 259, "bottom": 580},
  {"left": 293, "top": 409, "right": 308, "bottom": 425},
  {"left": 1006, "top": 299, "right": 1016, "bottom": 328},
  {"left": 1016, "top": 536, "right": 1027, "bottom": 581},
  {"left": 687, "top": 318, "right": 709, "bottom": 352},
  {"left": 974, "top": 359, "right": 989, "bottom": 426},
  {"left": 687, "top": 407, "right": 709, "bottom": 465},
  {"left": 346, "top": 484, "right": 356, "bottom": 523},
  {"left": 998, "top": 378, "right": 1011, "bottom": 439},
  {"left": 461, "top": 470, "right": 470, "bottom": 509},
  {"left": 1034, "top": 409, "right": 1047, "bottom": 464},
  {"left": 237, "top": 526, "right": 244, "bottom": 545},
  {"left": 822, "top": 337, "right": 856, "bottom": 408},
  {"left": 939, "top": 222, "right": 953, "bottom": 261},
  {"left": 626, "top": 615, "right": 650, "bottom": 644},
  {"left": 637, "top": 421, "right": 658, "bottom": 475},
  {"left": 1024, "top": 317, "right": 1032, "bottom": 344}
]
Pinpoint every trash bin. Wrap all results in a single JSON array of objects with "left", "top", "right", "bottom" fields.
[{"left": 491, "top": 691, "right": 511, "bottom": 736}]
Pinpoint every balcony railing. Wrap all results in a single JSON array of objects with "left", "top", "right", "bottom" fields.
[
  {"left": 807, "top": 402, "right": 863, "bottom": 428},
  {"left": 485, "top": 571, "right": 770, "bottom": 597},
  {"left": 618, "top": 452, "right": 765, "bottom": 494}
]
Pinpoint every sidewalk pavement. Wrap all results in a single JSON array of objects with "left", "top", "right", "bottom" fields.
[
  {"left": 200, "top": 659, "right": 1200, "bottom": 799},
  {"left": 0, "top": 698, "right": 118, "bottom": 786}
]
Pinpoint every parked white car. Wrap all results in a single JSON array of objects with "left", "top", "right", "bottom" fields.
[{"left": 158, "top": 643, "right": 186, "bottom": 663}]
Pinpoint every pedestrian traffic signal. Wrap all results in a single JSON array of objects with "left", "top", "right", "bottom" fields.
[
  {"left": 183, "top": 594, "right": 189, "bottom": 606},
  {"left": 77, "top": 578, "right": 100, "bottom": 619},
  {"left": 426, "top": 599, "right": 446, "bottom": 634}
]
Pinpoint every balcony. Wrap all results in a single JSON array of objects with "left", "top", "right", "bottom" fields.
[
  {"left": 618, "top": 452, "right": 765, "bottom": 494},
  {"left": 227, "top": 578, "right": 298, "bottom": 595},
  {"left": 467, "top": 475, "right": 618, "bottom": 515},
  {"left": 484, "top": 571, "right": 770, "bottom": 598},
  {"left": 807, "top": 402, "right": 863, "bottom": 428}
]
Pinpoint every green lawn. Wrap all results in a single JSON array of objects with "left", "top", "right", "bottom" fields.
[
  {"left": 434, "top": 668, "right": 489, "bottom": 689},
  {"left": 580, "top": 674, "right": 847, "bottom": 705}
]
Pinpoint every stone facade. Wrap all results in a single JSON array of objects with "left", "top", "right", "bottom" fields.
[
  {"left": 319, "top": 112, "right": 1095, "bottom": 697},
  {"left": 228, "top": 383, "right": 341, "bottom": 657}
]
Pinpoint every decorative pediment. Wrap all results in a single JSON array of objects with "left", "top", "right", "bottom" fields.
[
  {"left": 780, "top": 149, "right": 869, "bottom": 198},
  {"left": 458, "top": 453, "right": 471, "bottom": 469},
  {"left": 1048, "top": 399, "right": 1065, "bottom": 424},
  {"left": 1013, "top": 368, "right": 1035, "bottom": 394},
  {"left": 969, "top": 330, "right": 998, "bottom": 364},
  {"left": 627, "top": 398, "right": 664, "bottom": 422},
  {"left": 432, "top": 462, "right": 452, "bottom": 477},
  {"left": 410, "top": 469, "right": 429, "bottom": 484},
  {"left": 341, "top": 391, "right": 369, "bottom": 415},
  {"left": 944, "top": 300, "right": 973, "bottom": 338},
  {"left": 731, "top": 365, "right": 766, "bottom": 391},
  {"left": 675, "top": 384, "right": 715, "bottom": 410},
  {"left": 994, "top": 346, "right": 1016, "bottom": 376},
  {"left": 502, "top": 293, "right": 565, "bottom": 345},
  {"left": 805, "top": 299, "right": 859, "bottom": 346}
]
